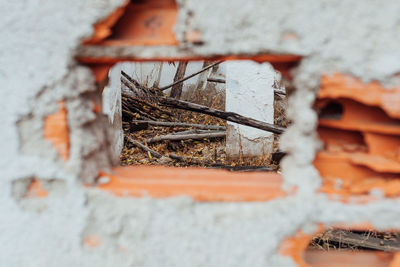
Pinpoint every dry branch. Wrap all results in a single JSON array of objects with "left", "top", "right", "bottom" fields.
[
  {"left": 159, "top": 61, "right": 223, "bottom": 91},
  {"left": 144, "top": 131, "right": 225, "bottom": 144},
  {"left": 170, "top": 129, "right": 212, "bottom": 135},
  {"left": 169, "top": 61, "right": 188, "bottom": 99},
  {"left": 159, "top": 97, "right": 285, "bottom": 134},
  {"left": 122, "top": 91, "right": 173, "bottom": 117},
  {"left": 129, "top": 120, "right": 226, "bottom": 131},
  {"left": 121, "top": 70, "right": 159, "bottom": 96},
  {"left": 125, "top": 135, "right": 163, "bottom": 159},
  {"left": 122, "top": 102, "right": 157, "bottom": 121}
]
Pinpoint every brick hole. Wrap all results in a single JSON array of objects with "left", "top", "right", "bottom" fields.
[
  {"left": 101, "top": 59, "right": 289, "bottom": 171},
  {"left": 315, "top": 76, "right": 400, "bottom": 199},
  {"left": 78, "top": 1, "right": 301, "bottom": 194},
  {"left": 305, "top": 229, "right": 400, "bottom": 267},
  {"left": 318, "top": 101, "right": 344, "bottom": 120}
]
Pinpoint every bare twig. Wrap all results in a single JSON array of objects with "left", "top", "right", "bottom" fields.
[
  {"left": 121, "top": 77, "right": 155, "bottom": 102},
  {"left": 125, "top": 135, "right": 163, "bottom": 158},
  {"left": 159, "top": 61, "right": 223, "bottom": 91},
  {"left": 159, "top": 97, "right": 285, "bottom": 134},
  {"left": 121, "top": 70, "right": 157, "bottom": 95},
  {"left": 122, "top": 92, "right": 173, "bottom": 117},
  {"left": 144, "top": 131, "right": 225, "bottom": 144},
  {"left": 122, "top": 102, "right": 157, "bottom": 121},
  {"left": 170, "top": 129, "right": 212, "bottom": 135},
  {"left": 129, "top": 120, "right": 226, "bottom": 131}
]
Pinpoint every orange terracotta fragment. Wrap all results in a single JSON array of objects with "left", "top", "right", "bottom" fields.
[
  {"left": 315, "top": 152, "right": 400, "bottom": 197},
  {"left": 86, "top": 63, "right": 113, "bottom": 84},
  {"left": 83, "top": 0, "right": 178, "bottom": 46},
  {"left": 91, "top": 99, "right": 102, "bottom": 113},
  {"left": 98, "top": 0, "right": 178, "bottom": 46},
  {"left": 305, "top": 250, "right": 394, "bottom": 267},
  {"left": 279, "top": 225, "right": 324, "bottom": 267},
  {"left": 390, "top": 252, "right": 400, "bottom": 267},
  {"left": 83, "top": 235, "right": 102, "bottom": 248},
  {"left": 83, "top": 1, "right": 130, "bottom": 44},
  {"left": 364, "top": 133, "right": 400, "bottom": 161},
  {"left": 97, "top": 166, "right": 287, "bottom": 202},
  {"left": 25, "top": 179, "right": 48, "bottom": 198},
  {"left": 316, "top": 73, "right": 400, "bottom": 199},
  {"left": 318, "top": 126, "right": 367, "bottom": 153},
  {"left": 318, "top": 99, "right": 400, "bottom": 135},
  {"left": 44, "top": 101, "right": 69, "bottom": 161},
  {"left": 319, "top": 73, "right": 400, "bottom": 119}
]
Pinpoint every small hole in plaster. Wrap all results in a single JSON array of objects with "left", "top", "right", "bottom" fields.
[{"left": 318, "top": 101, "right": 343, "bottom": 120}]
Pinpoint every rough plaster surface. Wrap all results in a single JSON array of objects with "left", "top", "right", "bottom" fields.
[
  {"left": 2, "top": 0, "right": 400, "bottom": 266},
  {"left": 226, "top": 61, "right": 275, "bottom": 158}
]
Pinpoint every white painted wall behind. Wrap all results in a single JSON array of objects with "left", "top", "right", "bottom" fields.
[{"left": 225, "top": 61, "right": 276, "bottom": 158}]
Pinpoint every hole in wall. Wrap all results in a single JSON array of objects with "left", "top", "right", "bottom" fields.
[
  {"left": 305, "top": 229, "right": 400, "bottom": 267},
  {"left": 101, "top": 60, "right": 290, "bottom": 172}
]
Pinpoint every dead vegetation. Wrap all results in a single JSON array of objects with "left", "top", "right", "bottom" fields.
[
  {"left": 119, "top": 67, "right": 282, "bottom": 171},
  {"left": 120, "top": 85, "right": 277, "bottom": 170}
]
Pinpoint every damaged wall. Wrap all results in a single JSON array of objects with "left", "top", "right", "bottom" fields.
[{"left": 1, "top": 0, "right": 400, "bottom": 266}]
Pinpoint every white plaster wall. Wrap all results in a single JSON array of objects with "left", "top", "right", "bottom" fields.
[
  {"left": 2, "top": 1, "right": 400, "bottom": 267},
  {"left": 225, "top": 61, "right": 275, "bottom": 158}
]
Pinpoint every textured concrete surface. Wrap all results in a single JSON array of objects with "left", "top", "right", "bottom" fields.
[
  {"left": 2, "top": 0, "right": 400, "bottom": 266},
  {"left": 226, "top": 61, "right": 275, "bottom": 158}
]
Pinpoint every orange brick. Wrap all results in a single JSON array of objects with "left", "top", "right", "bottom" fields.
[
  {"left": 44, "top": 101, "right": 69, "bottom": 161},
  {"left": 97, "top": 166, "right": 287, "bottom": 202}
]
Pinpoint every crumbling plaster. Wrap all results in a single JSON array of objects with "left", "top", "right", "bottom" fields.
[{"left": 1, "top": 0, "right": 400, "bottom": 266}]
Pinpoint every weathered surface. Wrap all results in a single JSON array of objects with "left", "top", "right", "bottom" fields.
[{"left": 225, "top": 61, "right": 276, "bottom": 159}]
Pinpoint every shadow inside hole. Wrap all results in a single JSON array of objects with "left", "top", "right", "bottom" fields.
[{"left": 318, "top": 101, "right": 344, "bottom": 120}]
